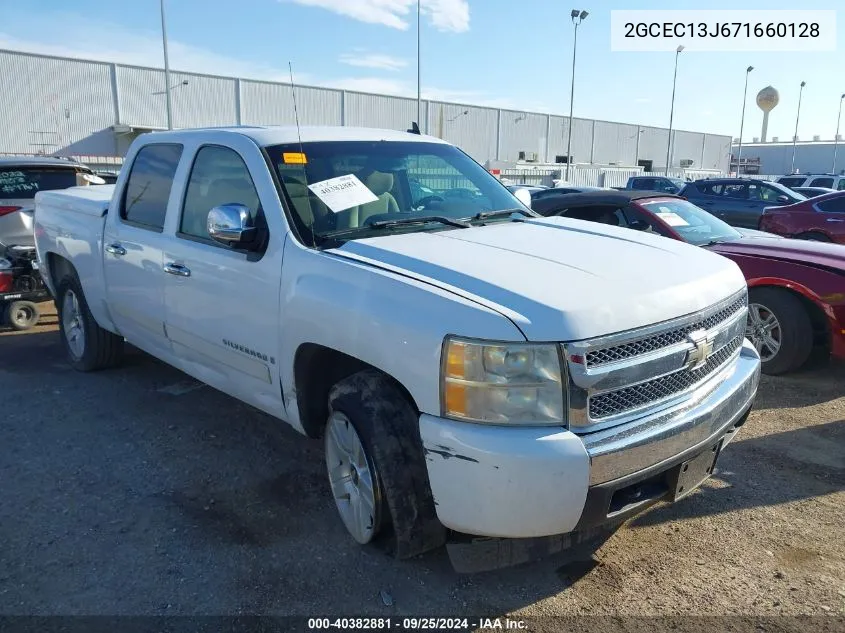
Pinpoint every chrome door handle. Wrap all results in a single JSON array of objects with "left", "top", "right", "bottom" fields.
[
  {"left": 105, "top": 243, "right": 126, "bottom": 256},
  {"left": 826, "top": 218, "right": 844, "bottom": 223},
  {"left": 163, "top": 263, "right": 191, "bottom": 277}
]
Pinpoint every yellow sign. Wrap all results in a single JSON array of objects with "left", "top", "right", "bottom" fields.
[{"left": 283, "top": 152, "right": 307, "bottom": 164}]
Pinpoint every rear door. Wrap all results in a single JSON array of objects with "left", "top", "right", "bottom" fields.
[
  {"left": 161, "top": 139, "right": 285, "bottom": 416},
  {"left": 102, "top": 143, "right": 183, "bottom": 358},
  {"left": 718, "top": 182, "right": 752, "bottom": 227},
  {"left": 815, "top": 196, "right": 845, "bottom": 241}
]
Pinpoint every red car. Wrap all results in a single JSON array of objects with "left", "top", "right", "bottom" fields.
[
  {"left": 530, "top": 190, "right": 845, "bottom": 375},
  {"left": 758, "top": 190, "right": 845, "bottom": 244}
]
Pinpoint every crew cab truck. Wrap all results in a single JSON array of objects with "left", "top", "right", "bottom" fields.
[{"left": 34, "top": 126, "right": 761, "bottom": 572}]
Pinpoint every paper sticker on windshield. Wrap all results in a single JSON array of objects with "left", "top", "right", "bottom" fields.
[
  {"left": 308, "top": 174, "right": 379, "bottom": 213},
  {"left": 283, "top": 152, "right": 307, "bottom": 164},
  {"left": 655, "top": 210, "right": 690, "bottom": 227}
]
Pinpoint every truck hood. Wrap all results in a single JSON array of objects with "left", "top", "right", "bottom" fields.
[
  {"left": 709, "top": 235, "right": 845, "bottom": 273},
  {"left": 330, "top": 217, "right": 747, "bottom": 341}
]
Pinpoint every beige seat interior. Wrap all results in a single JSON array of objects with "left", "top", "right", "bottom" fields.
[{"left": 334, "top": 171, "right": 400, "bottom": 230}]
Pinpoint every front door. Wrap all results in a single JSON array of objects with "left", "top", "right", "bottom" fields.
[
  {"left": 102, "top": 143, "right": 183, "bottom": 358},
  {"left": 161, "top": 142, "right": 285, "bottom": 416}
]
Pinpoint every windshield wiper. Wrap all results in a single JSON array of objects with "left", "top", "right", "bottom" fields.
[
  {"left": 469, "top": 208, "right": 538, "bottom": 222},
  {"left": 319, "top": 215, "right": 471, "bottom": 242}
]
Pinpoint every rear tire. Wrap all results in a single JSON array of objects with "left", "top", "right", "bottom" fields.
[
  {"left": 796, "top": 232, "right": 831, "bottom": 242},
  {"left": 5, "top": 301, "right": 40, "bottom": 331},
  {"left": 56, "top": 274, "right": 124, "bottom": 372},
  {"left": 326, "top": 369, "right": 447, "bottom": 559},
  {"left": 747, "top": 288, "right": 813, "bottom": 375}
]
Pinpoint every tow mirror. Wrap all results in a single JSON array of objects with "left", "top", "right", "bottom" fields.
[{"left": 207, "top": 204, "right": 257, "bottom": 248}]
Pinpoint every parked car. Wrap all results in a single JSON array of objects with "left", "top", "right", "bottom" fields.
[
  {"left": 529, "top": 190, "right": 845, "bottom": 375},
  {"left": 530, "top": 186, "right": 620, "bottom": 209},
  {"left": 623, "top": 175, "right": 686, "bottom": 194},
  {"left": 504, "top": 184, "right": 548, "bottom": 195},
  {"left": 94, "top": 171, "right": 120, "bottom": 185},
  {"left": 776, "top": 173, "right": 845, "bottom": 191},
  {"left": 679, "top": 178, "right": 805, "bottom": 229},
  {"left": 0, "top": 156, "right": 101, "bottom": 246},
  {"left": 792, "top": 186, "right": 837, "bottom": 198},
  {"left": 759, "top": 190, "right": 845, "bottom": 244},
  {"left": 34, "top": 126, "right": 760, "bottom": 572}
]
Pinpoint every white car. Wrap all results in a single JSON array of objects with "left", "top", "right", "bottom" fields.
[
  {"left": 34, "top": 126, "right": 761, "bottom": 571},
  {"left": 776, "top": 173, "right": 845, "bottom": 191}
]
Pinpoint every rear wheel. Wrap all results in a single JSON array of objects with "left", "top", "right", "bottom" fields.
[
  {"left": 5, "top": 300, "right": 40, "bottom": 331},
  {"left": 746, "top": 288, "right": 813, "bottom": 375},
  {"left": 56, "top": 274, "right": 124, "bottom": 371},
  {"left": 325, "top": 369, "right": 446, "bottom": 558},
  {"left": 796, "top": 232, "right": 830, "bottom": 242}
]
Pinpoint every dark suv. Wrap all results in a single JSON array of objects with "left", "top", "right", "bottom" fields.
[{"left": 679, "top": 178, "right": 805, "bottom": 229}]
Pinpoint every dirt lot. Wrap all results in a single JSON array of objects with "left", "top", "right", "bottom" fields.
[{"left": 1, "top": 305, "right": 843, "bottom": 626}]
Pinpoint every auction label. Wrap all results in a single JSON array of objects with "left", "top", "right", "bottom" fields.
[
  {"left": 308, "top": 174, "right": 379, "bottom": 213},
  {"left": 611, "top": 10, "right": 836, "bottom": 52}
]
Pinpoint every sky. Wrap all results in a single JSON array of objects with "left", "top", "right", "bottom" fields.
[{"left": 0, "top": 0, "right": 843, "bottom": 141}]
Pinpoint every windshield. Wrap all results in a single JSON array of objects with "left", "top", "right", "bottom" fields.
[
  {"left": 266, "top": 141, "right": 528, "bottom": 243},
  {"left": 640, "top": 198, "right": 743, "bottom": 246}
]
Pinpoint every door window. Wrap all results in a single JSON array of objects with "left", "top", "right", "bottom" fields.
[
  {"left": 748, "top": 183, "right": 783, "bottom": 202},
  {"left": 837, "top": 179, "right": 845, "bottom": 191},
  {"left": 121, "top": 144, "right": 183, "bottom": 231},
  {"left": 180, "top": 145, "right": 262, "bottom": 240},
  {"left": 696, "top": 183, "right": 723, "bottom": 196},
  {"left": 809, "top": 177, "right": 834, "bottom": 188},
  {"left": 722, "top": 183, "right": 748, "bottom": 199},
  {"left": 817, "top": 197, "right": 845, "bottom": 213},
  {"left": 558, "top": 205, "right": 628, "bottom": 227}
]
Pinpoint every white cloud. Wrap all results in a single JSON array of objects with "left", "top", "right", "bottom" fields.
[
  {"left": 285, "top": 0, "right": 470, "bottom": 32},
  {"left": 338, "top": 52, "right": 408, "bottom": 71}
]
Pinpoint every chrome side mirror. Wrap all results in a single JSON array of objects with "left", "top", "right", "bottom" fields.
[{"left": 207, "top": 204, "right": 257, "bottom": 247}]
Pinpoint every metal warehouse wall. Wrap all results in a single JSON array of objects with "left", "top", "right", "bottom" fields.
[
  {"left": 0, "top": 49, "right": 731, "bottom": 171},
  {"left": 732, "top": 142, "right": 845, "bottom": 175}
]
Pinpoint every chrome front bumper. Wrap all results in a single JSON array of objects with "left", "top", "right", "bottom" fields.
[{"left": 581, "top": 338, "right": 761, "bottom": 486}]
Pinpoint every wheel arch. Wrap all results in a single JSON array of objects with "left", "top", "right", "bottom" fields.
[
  {"left": 747, "top": 277, "right": 832, "bottom": 353},
  {"left": 292, "top": 342, "right": 420, "bottom": 440}
]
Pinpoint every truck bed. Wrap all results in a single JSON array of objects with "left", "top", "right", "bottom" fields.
[{"left": 35, "top": 185, "right": 115, "bottom": 218}]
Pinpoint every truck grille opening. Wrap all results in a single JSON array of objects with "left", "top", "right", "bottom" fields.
[
  {"left": 585, "top": 295, "right": 748, "bottom": 368},
  {"left": 588, "top": 336, "right": 743, "bottom": 420}
]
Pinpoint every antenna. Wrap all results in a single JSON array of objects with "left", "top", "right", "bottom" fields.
[{"left": 288, "top": 61, "right": 316, "bottom": 248}]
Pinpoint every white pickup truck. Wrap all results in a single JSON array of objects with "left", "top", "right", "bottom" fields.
[{"left": 34, "top": 126, "right": 761, "bottom": 571}]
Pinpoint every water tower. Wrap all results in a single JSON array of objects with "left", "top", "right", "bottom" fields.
[{"left": 756, "top": 86, "right": 779, "bottom": 142}]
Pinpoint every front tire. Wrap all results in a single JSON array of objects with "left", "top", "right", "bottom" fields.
[
  {"left": 56, "top": 274, "right": 124, "bottom": 371},
  {"left": 326, "top": 369, "right": 446, "bottom": 558},
  {"left": 5, "top": 300, "right": 40, "bottom": 331},
  {"left": 747, "top": 288, "right": 813, "bottom": 375}
]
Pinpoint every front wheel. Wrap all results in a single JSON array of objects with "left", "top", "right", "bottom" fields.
[
  {"left": 746, "top": 288, "right": 813, "bottom": 375},
  {"left": 56, "top": 274, "right": 124, "bottom": 371},
  {"left": 5, "top": 300, "right": 40, "bottom": 331},
  {"left": 326, "top": 369, "right": 446, "bottom": 558}
]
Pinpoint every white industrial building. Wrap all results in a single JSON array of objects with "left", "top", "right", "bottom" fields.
[
  {"left": 731, "top": 139, "right": 845, "bottom": 177},
  {"left": 0, "top": 48, "right": 732, "bottom": 175}
]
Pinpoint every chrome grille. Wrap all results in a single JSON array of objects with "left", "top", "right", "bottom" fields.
[
  {"left": 585, "top": 294, "right": 748, "bottom": 368},
  {"left": 588, "top": 336, "right": 743, "bottom": 419}
]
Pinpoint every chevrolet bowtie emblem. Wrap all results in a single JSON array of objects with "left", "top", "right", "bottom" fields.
[{"left": 685, "top": 329, "right": 713, "bottom": 370}]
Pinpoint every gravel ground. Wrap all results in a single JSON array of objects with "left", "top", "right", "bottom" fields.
[{"left": 1, "top": 306, "right": 843, "bottom": 627}]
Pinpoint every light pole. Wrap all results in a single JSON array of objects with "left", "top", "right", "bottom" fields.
[
  {"left": 664, "top": 45, "right": 684, "bottom": 176},
  {"left": 160, "top": 0, "right": 174, "bottom": 130},
  {"left": 565, "top": 9, "right": 588, "bottom": 181},
  {"left": 735, "top": 65, "right": 754, "bottom": 176},
  {"left": 791, "top": 80, "right": 806, "bottom": 174},
  {"left": 833, "top": 93, "right": 845, "bottom": 175},
  {"left": 416, "top": 0, "right": 421, "bottom": 129}
]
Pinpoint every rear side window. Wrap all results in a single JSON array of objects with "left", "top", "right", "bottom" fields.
[
  {"left": 817, "top": 197, "right": 845, "bottom": 213},
  {"left": 0, "top": 167, "right": 79, "bottom": 200},
  {"left": 696, "top": 183, "right": 723, "bottom": 196},
  {"left": 121, "top": 144, "right": 183, "bottom": 230},
  {"left": 809, "top": 177, "right": 834, "bottom": 188},
  {"left": 778, "top": 177, "right": 806, "bottom": 188}
]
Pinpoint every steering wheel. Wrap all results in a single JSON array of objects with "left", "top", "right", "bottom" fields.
[{"left": 415, "top": 195, "right": 445, "bottom": 209}]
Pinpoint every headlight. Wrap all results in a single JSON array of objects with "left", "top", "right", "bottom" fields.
[{"left": 441, "top": 337, "right": 565, "bottom": 425}]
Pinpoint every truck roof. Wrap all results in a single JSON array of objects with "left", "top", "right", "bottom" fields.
[{"left": 136, "top": 125, "right": 449, "bottom": 147}]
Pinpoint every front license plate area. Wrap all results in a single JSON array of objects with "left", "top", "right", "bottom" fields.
[{"left": 669, "top": 440, "right": 723, "bottom": 502}]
